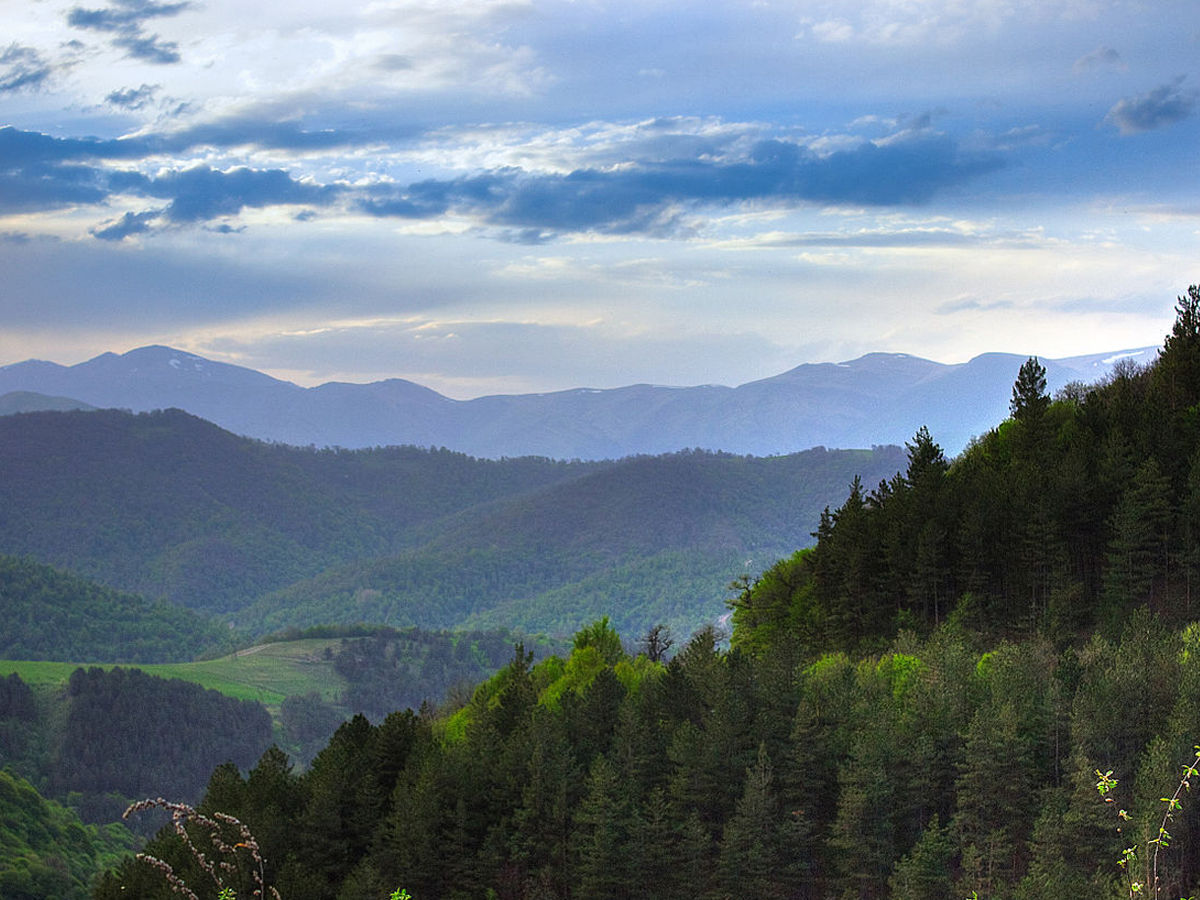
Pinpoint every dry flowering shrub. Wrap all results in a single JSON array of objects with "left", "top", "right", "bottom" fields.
[
  {"left": 123, "top": 798, "right": 412, "bottom": 900},
  {"left": 123, "top": 798, "right": 281, "bottom": 900}
]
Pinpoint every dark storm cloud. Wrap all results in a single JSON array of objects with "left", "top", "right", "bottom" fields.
[
  {"left": 67, "top": 0, "right": 193, "bottom": 65},
  {"left": 0, "top": 127, "right": 146, "bottom": 213},
  {"left": 0, "top": 118, "right": 377, "bottom": 162},
  {"left": 0, "top": 44, "right": 53, "bottom": 93},
  {"left": 77, "top": 166, "right": 340, "bottom": 238},
  {"left": 0, "top": 160, "right": 112, "bottom": 211},
  {"left": 0, "top": 125, "right": 353, "bottom": 226},
  {"left": 359, "top": 133, "right": 1003, "bottom": 236},
  {"left": 0, "top": 126, "right": 147, "bottom": 165},
  {"left": 1106, "top": 77, "right": 1198, "bottom": 134}
]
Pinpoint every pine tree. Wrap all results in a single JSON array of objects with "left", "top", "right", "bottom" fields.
[
  {"left": 1102, "top": 457, "right": 1172, "bottom": 620},
  {"left": 1154, "top": 285, "right": 1200, "bottom": 463},
  {"left": 1011, "top": 357, "right": 1050, "bottom": 423},
  {"left": 716, "top": 744, "right": 782, "bottom": 900},
  {"left": 953, "top": 702, "right": 1035, "bottom": 897},
  {"left": 888, "top": 815, "right": 954, "bottom": 900},
  {"left": 572, "top": 755, "right": 632, "bottom": 900},
  {"left": 509, "top": 708, "right": 576, "bottom": 891}
]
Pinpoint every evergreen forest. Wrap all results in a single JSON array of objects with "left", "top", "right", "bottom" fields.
[{"left": 86, "top": 287, "right": 1200, "bottom": 899}]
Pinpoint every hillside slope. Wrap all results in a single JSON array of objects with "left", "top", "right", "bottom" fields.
[
  {"left": 0, "top": 555, "right": 232, "bottom": 662},
  {"left": 0, "top": 408, "right": 904, "bottom": 638}
]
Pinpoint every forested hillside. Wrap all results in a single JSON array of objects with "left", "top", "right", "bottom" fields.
[
  {"left": 92, "top": 287, "right": 1200, "bottom": 900},
  {"left": 234, "top": 446, "right": 903, "bottom": 638},
  {"left": 95, "top": 616, "right": 1200, "bottom": 900},
  {"left": 0, "top": 410, "right": 598, "bottom": 615},
  {"left": 729, "top": 287, "right": 1200, "bottom": 657},
  {"left": 0, "top": 769, "right": 135, "bottom": 900},
  {"left": 0, "top": 412, "right": 905, "bottom": 638},
  {"left": 0, "top": 555, "right": 233, "bottom": 662}
]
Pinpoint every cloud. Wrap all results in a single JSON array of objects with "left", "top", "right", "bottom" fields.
[
  {"left": 0, "top": 121, "right": 371, "bottom": 165},
  {"left": 67, "top": 0, "right": 193, "bottom": 65},
  {"left": 0, "top": 116, "right": 1005, "bottom": 240},
  {"left": 79, "top": 166, "right": 343, "bottom": 239},
  {"left": 359, "top": 132, "right": 1003, "bottom": 236},
  {"left": 151, "top": 117, "right": 378, "bottom": 153},
  {"left": 90, "top": 209, "right": 161, "bottom": 241},
  {"left": 0, "top": 126, "right": 146, "bottom": 166},
  {"left": 373, "top": 54, "right": 414, "bottom": 72},
  {"left": 111, "top": 33, "right": 181, "bottom": 64},
  {"left": 0, "top": 160, "right": 112, "bottom": 212},
  {"left": 0, "top": 126, "right": 346, "bottom": 229},
  {"left": 0, "top": 128, "right": 346, "bottom": 236},
  {"left": 67, "top": 0, "right": 192, "bottom": 32},
  {"left": 1106, "top": 77, "right": 1198, "bottom": 134},
  {"left": 1073, "top": 46, "right": 1125, "bottom": 74},
  {"left": 936, "top": 295, "right": 1017, "bottom": 313},
  {"left": 143, "top": 165, "right": 343, "bottom": 223},
  {"left": 0, "top": 44, "right": 53, "bottom": 93},
  {"left": 106, "top": 84, "right": 159, "bottom": 109}
]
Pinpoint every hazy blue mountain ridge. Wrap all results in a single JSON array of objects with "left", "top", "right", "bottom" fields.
[{"left": 0, "top": 344, "right": 1156, "bottom": 458}]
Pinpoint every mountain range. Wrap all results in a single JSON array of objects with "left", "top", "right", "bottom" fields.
[{"left": 0, "top": 344, "right": 1156, "bottom": 459}]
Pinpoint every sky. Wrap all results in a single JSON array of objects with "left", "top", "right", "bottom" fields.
[{"left": 1, "top": 0, "right": 1198, "bottom": 397}]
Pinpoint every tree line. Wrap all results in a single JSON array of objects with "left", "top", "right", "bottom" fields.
[
  {"left": 95, "top": 614, "right": 1200, "bottom": 899},
  {"left": 0, "top": 667, "right": 272, "bottom": 828},
  {"left": 730, "top": 287, "right": 1200, "bottom": 659}
]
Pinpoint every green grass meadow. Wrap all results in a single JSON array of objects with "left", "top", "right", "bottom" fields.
[{"left": 0, "top": 639, "right": 349, "bottom": 714}]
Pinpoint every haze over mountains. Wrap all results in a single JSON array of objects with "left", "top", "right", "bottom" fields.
[{"left": 0, "top": 344, "right": 1156, "bottom": 459}]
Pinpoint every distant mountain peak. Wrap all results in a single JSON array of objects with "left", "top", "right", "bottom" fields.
[{"left": 120, "top": 345, "right": 207, "bottom": 366}]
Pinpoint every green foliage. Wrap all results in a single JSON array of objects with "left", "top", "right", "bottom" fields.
[
  {"left": 0, "top": 408, "right": 605, "bottom": 615},
  {"left": 0, "top": 665, "right": 273, "bottom": 831},
  {"left": 54, "top": 667, "right": 273, "bottom": 823},
  {"left": 570, "top": 618, "right": 624, "bottom": 666},
  {"left": 888, "top": 815, "right": 954, "bottom": 900},
  {"left": 0, "top": 769, "right": 135, "bottom": 900},
  {"left": 1011, "top": 356, "right": 1050, "bottom": 423},
  {"left": 1097, "top": 745, "right": 1200, "bottom": 900},
  {"left": 0, "top": 554, "right": 233, "bottom": 663},
  {"left": 91, "top": 618, "right": 1200, "bottom": 900}
]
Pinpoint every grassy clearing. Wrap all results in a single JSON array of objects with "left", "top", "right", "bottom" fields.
[{"left": 0, "top": 639, "right": 349, "bottom": 713}]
